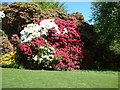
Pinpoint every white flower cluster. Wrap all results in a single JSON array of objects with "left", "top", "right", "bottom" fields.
[
  {"left": 20, "top": 23, "right": 41, "bottom": 43},
  {"left": 39, "top": 19, "right": 61, "bottom": 34},
  {"left": 33, "top": 46, "right": 55, "bottom": 64},
  {"left": 0, "top": 11, "right": 5, "bottom": 18},
  {"left": 20, "top": 19, "right": 62, "bottom": 43},
  {"left": 63, "top": 28, "right": 68, "bottom": 34}
]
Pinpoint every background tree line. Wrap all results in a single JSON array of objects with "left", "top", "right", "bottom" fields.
[{"left": 90, "top": 2, "right": 120, "bottom": 70}]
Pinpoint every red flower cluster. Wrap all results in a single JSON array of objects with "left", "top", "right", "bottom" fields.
[
  {"left": 43, "top": 18, "right": 84, "bottom": 70},
  {"left": 19, "top": 37, "right": 46, "bottom": 56}
]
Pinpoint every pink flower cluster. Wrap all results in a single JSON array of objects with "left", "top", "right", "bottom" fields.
[
  {"left": 19, "top": 37, "right": 46, "bottom": 56},
  {"left": 41, "top": 18, "right": 84, "bottom": 70}
]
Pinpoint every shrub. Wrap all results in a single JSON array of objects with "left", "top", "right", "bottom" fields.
[
  {"left": 0, "top": 36, "right": 13, "bottom": 57},
  {"left": 0, "top": 51, "right": 16, "bottom": 67},
  {"left": 17, "top": 36, "right": 55, "bottom": 69},
  {"left": 45, "top": 18, "right": 84, "bottom": 70},
  {"left": 2, "top": 2, "right": 94, "bottom": 70},
  {"left": 79, "top": 22, "right": 96, "bottom": 69},
  {"left": 67, "top": 12, "right": 85, "bottom": 27},
  {"left": 17, "top": 18, "right": 84, "bottom": 71},
  {"left": 2, "top": 2, "right": 68, "bottom": 37},
  {"left": 2, "top": 2, "right": 42, "bottom": 37},
  {"left": 66, "top": 12, "right": 96, "bottom": 69},
  {"left": 2, "top": 2, "right": 69, "bottom": 37},
  {"left": 42, "top": 8, "right": 68, "bottom": 20}
]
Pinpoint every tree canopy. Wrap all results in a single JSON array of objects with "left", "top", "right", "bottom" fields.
[{"left": 90, "top": 2, "right": 120, "bottom": 54}]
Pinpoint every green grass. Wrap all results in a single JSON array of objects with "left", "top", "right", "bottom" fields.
[{"left": 2, "top": 68, "right": 118, "bottom": 88}]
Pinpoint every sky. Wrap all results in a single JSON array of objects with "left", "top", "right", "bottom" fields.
[
  {"left": 0, "top": 0, "right": 93, "bottom": 24},
  {"left": 65, "top": 2, "right": 93, "bottom": 24}
]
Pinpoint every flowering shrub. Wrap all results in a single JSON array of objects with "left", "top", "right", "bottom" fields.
[
  {"left": 67, "top": 12, "right": 84, "bottom": 26},
  {"left": 0, "top": 51, "right": 16, "bottom": 65},
  {"left": 45, "top": 18, "right": 84, "bottom": 70},
  {"left": 20, "top": 23, "right": 41, "bottom": 43},
  {"left": 0, "top": 36, "right": 13, "bottom": 57},
  {"left": 19, "top": 37, "right": 47, "bottom": 56},
  {"left": 20, "top": 19, "right": 60, "bottom": 43},
  {"left": 67, "top": 12, "right": 96, "bottom": 69},
  {"left": 2, "top": 2, "right": 67, "bottom": 37},
  {"left": 18, "top": 18, "right": 84, "bottom": 70},
  {"left": 2, "top": 2, "right": 42, "bottom": 37},
  {"left": 42, "top": 8, "right": 68, "bottom": 20},
  {"left": 18, "top": 36, "right": 55, "bottom": 69}
]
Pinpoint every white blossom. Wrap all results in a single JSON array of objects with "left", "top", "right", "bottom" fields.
[
  {"left": 53, "top": 51, "right": 56, "bottom": 53},
  {"left": 20, "top": 19, "right": 62, "bottom": 43},
  {"left": 0, "top": 11, "right": 5, "bottom": 18},
  {"left": 63, "top": 28, "right": 68, "bottom": 34},
  {"left": 47, "top": 49, "right": 50, "bottom": 52},
  {"left": 32, "top": 46, "right": 55, "bottom": 65},
  {"left": 39, "top": 46, "right": 44, "bottom": 49},
  {"left": 49, "top": 55, "right": 54, "bottom": 59},
  {"left": 38, "top": 58, "right": 43, "bottom": 63},
  {"left": 20, "top": 23, "right": 41, "bottom": 43},
  {"left": 50, "top": 47, "right": 55, "bottom": 51},
  {"left": 42, "top": 55, "right": 49, "bottom": 60},
  {"left": 40, "top": 19, "right": 60, "bottom": 34},
  {"left": 33, "top": 55, "right": 38, "bottom": 61}
]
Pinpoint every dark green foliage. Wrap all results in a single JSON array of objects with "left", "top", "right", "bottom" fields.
[
  {"left": 79, "top": 23, "right": 96, "bottom": 70},
  {"left": 93, "top": 44, "right": 119, "bottom": 70},
  {"left": 91, "top": 2, "right": 120, "bottom": 54},
  {"left": 90, "top": 2, "right": 120, "bottom": 70}
]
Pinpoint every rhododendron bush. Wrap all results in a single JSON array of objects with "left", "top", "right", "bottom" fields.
[
  {"left": 17, "top": 18, "right": 84, "bottom": 71},
  {"left": 0, "top": 36, "right": 14, "bottom": 57}
]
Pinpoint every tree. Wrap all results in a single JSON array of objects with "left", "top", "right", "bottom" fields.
[
  {"left": 90, "top": 2, "right": 120, "bottom": 70},
  {"left": 91, "top": 2, "right": 120, "bottom": 54}
]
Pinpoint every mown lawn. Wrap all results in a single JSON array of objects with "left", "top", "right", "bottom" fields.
[{"left": 2, "top": 68, "right": 118, "bottom": 88}]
